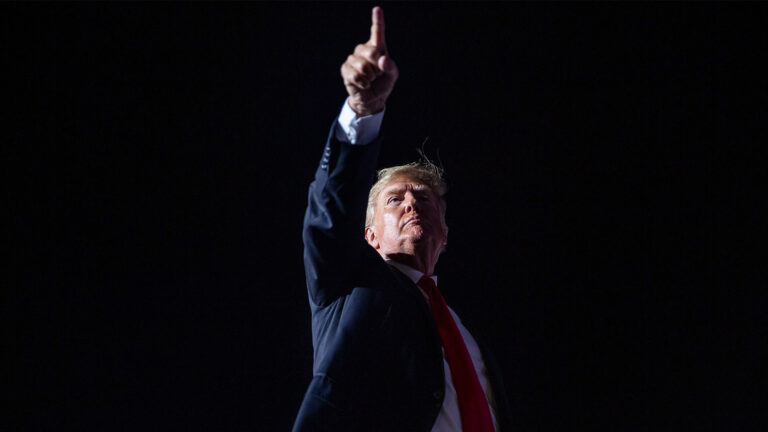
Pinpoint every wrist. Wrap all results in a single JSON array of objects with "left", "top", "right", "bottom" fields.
[{"left": 347, "top": 97, "right": 385, "bottom": 117}]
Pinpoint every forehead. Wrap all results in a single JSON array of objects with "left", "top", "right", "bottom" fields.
[{"left": 379, "top": 176, "right": 432, "bottom": 197}]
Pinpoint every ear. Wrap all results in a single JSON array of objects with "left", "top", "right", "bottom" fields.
[
  {"left": 365, "top": 226, "right": 379, "bottom": 249},
  {"left": 443, "top": 226, "right": 449, "bottom": 246}
]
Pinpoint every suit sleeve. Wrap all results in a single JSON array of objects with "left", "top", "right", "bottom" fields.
[{"left": 302, "top": 120, "right": 382, "bottom": 307}]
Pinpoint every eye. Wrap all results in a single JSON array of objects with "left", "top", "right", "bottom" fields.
[
  {"left": 415, "top": 193, "right": 432, "bottom": 203},
  {"left": 387, "top": 196, "right": 401, "bottom": 204}
]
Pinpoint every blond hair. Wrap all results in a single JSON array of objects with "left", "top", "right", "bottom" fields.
[{"left": 365, "top": 159, "right": 447, "bottom": 228}]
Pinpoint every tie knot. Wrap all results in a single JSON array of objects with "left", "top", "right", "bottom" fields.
[{"left": 417, "top": 275, "right": 438, "bottom": 296}]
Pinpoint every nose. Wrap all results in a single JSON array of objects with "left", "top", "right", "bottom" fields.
[{"left": 403, "top": 192, "right": 418, "bottom": 213}]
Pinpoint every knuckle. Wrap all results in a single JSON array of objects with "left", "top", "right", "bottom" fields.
[
  {"left": 356, "top": 44, "right": 373, "bottom": 57},
  {"left": 351, "top": 72, "right": 364, "bottom": 84}
]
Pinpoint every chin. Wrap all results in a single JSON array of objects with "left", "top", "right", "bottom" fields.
[{"left": 403, "top": 227, "right": 426, "bottom": 241}]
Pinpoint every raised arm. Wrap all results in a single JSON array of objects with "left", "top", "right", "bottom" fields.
[{"left": 303, "top": 7, "right": 399, "bottom": 307}]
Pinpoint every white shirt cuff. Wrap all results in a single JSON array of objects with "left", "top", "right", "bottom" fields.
[{"left": 334, "top": 98, "right": 385, "bottom": 145}]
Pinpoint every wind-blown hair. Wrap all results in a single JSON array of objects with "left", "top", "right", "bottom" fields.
[{"left": 365, "top": 159, "right": 447, "bottom": 229}]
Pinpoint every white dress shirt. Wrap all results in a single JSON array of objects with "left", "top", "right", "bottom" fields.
[
  {"left": 335, "top": 98, "right": 385, "bottom": 146},
  {"left": 335, "top": 99, "right": 499, "bottom": 431}
]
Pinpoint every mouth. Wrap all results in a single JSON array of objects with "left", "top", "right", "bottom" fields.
[{"left": 403, "top": 216, "right": 421, "bottom": 227}]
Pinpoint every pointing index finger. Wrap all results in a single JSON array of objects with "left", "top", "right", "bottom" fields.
[{"left": 369, "top": 6, "right": 386, "bottom": 51}]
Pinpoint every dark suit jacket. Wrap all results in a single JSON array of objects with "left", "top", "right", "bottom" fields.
[{"left": 293, "top": 122, "right": 511, "bottom": 431}]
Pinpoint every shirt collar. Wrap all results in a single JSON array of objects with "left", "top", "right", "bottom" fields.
[{"left": 386, "top": 259, "right": 438, "bottom": 286}]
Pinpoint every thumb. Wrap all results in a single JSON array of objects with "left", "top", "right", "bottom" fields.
[{"left": 378, "top": 55, "right": 397, "bottom": 74}]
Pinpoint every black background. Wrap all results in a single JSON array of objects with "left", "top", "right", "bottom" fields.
[{"left": 6, "top": 2, "right": 765, "bottom": 431}]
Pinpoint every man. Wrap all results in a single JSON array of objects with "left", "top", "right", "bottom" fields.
[{"left": 294, "top": 7, "right": 510, "bottom": 431}]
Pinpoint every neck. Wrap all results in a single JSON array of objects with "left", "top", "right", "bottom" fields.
[{"left": 383, "top": 250, "right": 437, "bottom": 276}]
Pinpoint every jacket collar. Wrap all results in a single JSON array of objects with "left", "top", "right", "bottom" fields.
[{"left": 386, "top": 259, "right": 437, "bottom": 298}]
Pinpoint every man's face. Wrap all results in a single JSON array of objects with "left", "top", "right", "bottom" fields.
[{"left": 365, "top": 176, "right": 447, "bottom": 259}]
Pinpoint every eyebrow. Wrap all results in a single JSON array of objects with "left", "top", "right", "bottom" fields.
[
  {"left": 383, "top": 187, "right": 404, "bottom": 196},
  {"left": 382, "top": 184, "right": 429, "bottom": 196}
]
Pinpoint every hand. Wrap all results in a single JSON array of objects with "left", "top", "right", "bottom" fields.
[{"left": 341, "top": 6, "right": 399, "bottom": 117}]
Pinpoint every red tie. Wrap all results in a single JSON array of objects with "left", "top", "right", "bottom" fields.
[{"left": 417, "top": 276, "right": 495, "bottom": 432}]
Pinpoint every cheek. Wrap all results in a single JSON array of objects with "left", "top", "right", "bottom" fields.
[{"left": 382, "top": 212, "right": 399, "bottom": 230}]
